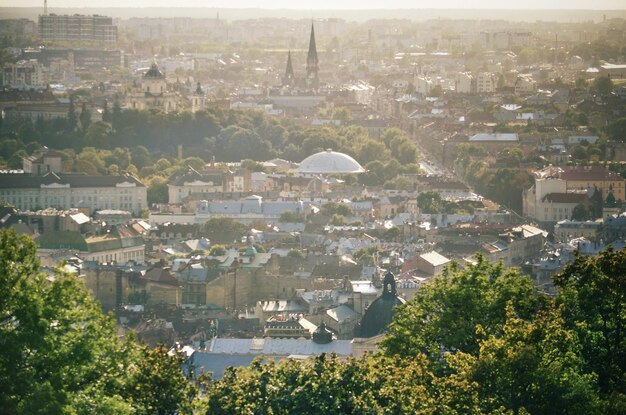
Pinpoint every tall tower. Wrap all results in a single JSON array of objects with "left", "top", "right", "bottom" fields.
[
  {"left": 306, "top": 23, "right": 319, "bottom": 89},
  {"left": 191, "top": 82, "right": 205, "bottom": 114},
  {"left": 282, "top": 50, "right": 295, "bottom": 87}
]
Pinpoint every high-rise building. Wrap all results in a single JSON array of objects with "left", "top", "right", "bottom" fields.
[{"left": 38, "top": 14, "right": 117, "bottom": 44}]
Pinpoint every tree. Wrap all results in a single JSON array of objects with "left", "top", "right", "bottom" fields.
[
  {"left": 200, "top": 217, "right": 248, "bottom": 244},
  {"left": 607, "top": 117, "right": 626, "bottom": 142},
  {"left": 147, "top": 176, "right": 168, "bottom": 205},
  {"left": 592, "top": 76, "right": 614, "bottom": 96},
  {"left": 79, "top": 102, "right": 92, "bottom": 131},
  {"left": 571, "top": 203, "right": 589, "bottom": 221},
  {"left": 124, "top": 345, "right": 197, "bottom": 415},
  {"left": 320, "top": 202, "right": 353, "bottom": 218},
  {"left": 554, "top": 247, "right": 626, "bottom": 402},
  {"left": 67, "top": 97, "right": 78, "bottom": 131},
  {"left": 209, "top": 244, "right": 227, "bottom": 256},
  {"left": 0, "top": 229, "right": 198, "bottom": 414},
  {"left": 204, "top": 353, "right": 483, "bottom": 415},
  {"left": 382, "top": 255, "right": 546, "bottom": 361},
  {"left": 454, "top": 304, "right": 600, "bottom": 414},
  {"left": 417, "top": 191, "right": 442, "bottom": 214}
]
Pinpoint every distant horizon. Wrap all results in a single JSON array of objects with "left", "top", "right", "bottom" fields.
[
  {"left": 1, "top": 0, "right": 626, "bottom": 10},
  {"left": 3, "top": 5, "right": 626, "bottom": 23}
]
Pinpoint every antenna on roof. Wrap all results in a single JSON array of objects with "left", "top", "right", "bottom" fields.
[{"left": 44, "top": 0, "right": 48, "bottom": 15}]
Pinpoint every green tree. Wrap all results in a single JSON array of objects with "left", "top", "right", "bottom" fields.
[
  {"left": 79, "top": 102, "right": 92, "bottom": 131},
  {"left": 67, "top": 96, "right": 78, "bottom": 131},
  {"left": 454, "top": 304, "right": 600, "bottom": 414},
  {"left": 571, "top": 203, "right": 589, "bottom": 221},
  {"left": 209, "top": 244, "right": 227, "bottom": 256},
  {"left": 554, "top": 247, "right": 626, "bottom": 402},
  {"left": 320, "top": 202, "right": 353, "bottom": 217},
  {"left": 147, "top": 176, "right": 168, "bottom": 205},
  {"left": 592, "top": 76, "right": 614, "bottom": 96},
  {"left": 382, "top": 255, "right": 546, "bottom": 361},
  {"left": 124, "top": 344, "right": 197, "bottom": 415},
  {"left": 0, "top": 229, "right": 198, "bottom": 414},
  {"left": 200, "top": 217, "right": 248, "bottom": 244}
]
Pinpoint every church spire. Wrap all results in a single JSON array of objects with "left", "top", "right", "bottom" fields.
[
  {"left": 306, "top": 22, "right": 319, "bottom": 88},
  {"left": 283, "top": 50, "right": 295, "bottom": 86}
]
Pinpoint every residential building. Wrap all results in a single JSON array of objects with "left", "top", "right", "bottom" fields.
[
  {"left": 2, "top": 60, "right": 45, "bottom": 88},
  {"left": 38, "top": 14, "right": 117, "bottom": 43},
  {"left": 475, "top": 72, "right": 496, "bottom": 94},
  {"left": 415, "top": 251, "right": 451, "bottom": 276},
  {"left": 514, "top": 75, "right": 537, "bottom": 95},
  {"left": 559, "top": 165, "right": 625, "bottom": 201},
  {"left": 553, "top": 220, "right": 601, "bottom": 243},
  {"left": 455, "top": 72, "right": 473, "bottom": 94}
]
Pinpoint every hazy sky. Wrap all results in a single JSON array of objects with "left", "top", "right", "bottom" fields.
[{"left": 3, "top": 0, "right": 626, "bottom": 9}]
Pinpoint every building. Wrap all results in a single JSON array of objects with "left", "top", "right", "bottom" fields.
[
  {"left": 37, "top": 223, "right": 145, "bottom": 266},
  {"left": 167, "top": 166, "right": 251, "bottom": 204},
  {"left": 0, "top": 19, "right": 36, "bottom": 37},
  {"left": 475, "top": 72, "right": 496, "bottom": 94},
  {"left": 23, "top": 147, "right": 64, "bottom": 175},
  {"left": 0, "top": 172, "right": 147, "bottom": 215},
  {"left": 2, "top": 60, "right": 45, "bottom": 89},
  {"left": 481, "top": 224, "right": 547, "bottom": 267},
  {"left": 21, "top": 48, "right": 123, "bottom": 69},
  {"left": 356, "top": 271, "right": 405, "bottom": 338},
  {"left": 455, "top": 72, "right": 473, "bottom": 94},
  {"left": 190, "top": 82, "right": 205, "bottom": 113},
  {"left": 415, "top": 251, "right": 451, "bottom": 276},
  {"left": 306, "top": 23, "right": 319, "bottom": 89},
  {"left": 126, "top": 61, "right": 178, "bottom": 112},
  {"left": 514, "top": 75, "right": 537, "bottom": 95},
  {"left": 38, "top": 14, "right": 117, "bottom": 43},
  {"left": 559, "top": 165, "right": 625, "bottom": 201},
  {"left": 522, "top": 172, "right": 589, "bottom": 223},
  {"left": 599, "top": 63, "right": 626, "bottom": 80},
  {"left": 553, "top": 220, "right": 601, "bottom": 243}
]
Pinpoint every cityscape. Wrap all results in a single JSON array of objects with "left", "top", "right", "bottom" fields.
[{"left": 1, "top": 1, "right": 625, "bottom": 413}]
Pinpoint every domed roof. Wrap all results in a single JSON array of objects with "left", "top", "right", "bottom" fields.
[
  {"left": 358, "top": 271, "right": 405, "bottom": 338},
  {"left": 144, "top": 61, "right": 164, "bottom": 79},
  {"left": 297, "top": 149, "right": 365, "bottom": 174}
]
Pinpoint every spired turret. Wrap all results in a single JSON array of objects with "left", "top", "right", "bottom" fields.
[{"left": 357, "top": 271, "right": 405, "bottom": 338}]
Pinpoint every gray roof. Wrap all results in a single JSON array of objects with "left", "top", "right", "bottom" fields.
[
  {"left": 469, "top": 133, "right": 518, "bottom": 142},
  {"left": 0, "top": 172, "right": 145, "bottom": 189},
  {"left": 326, "top": 305, "right": 358, "bottom": 323},
  {"left": 209, "top": 337, "right": 353, "bottom": 356},
  {"left": 190, "top": 352, "right": 257, "bottom": 379}
]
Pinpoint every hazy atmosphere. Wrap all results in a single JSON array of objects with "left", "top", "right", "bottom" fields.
[{"left": 1, "top": 1, "right": 626, "bottom": 414}]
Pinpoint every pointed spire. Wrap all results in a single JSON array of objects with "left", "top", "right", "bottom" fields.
[
  {"left": 285, "top": 50, "right": 294, "bottom": 80},
  {"left": 306, "top": 22, "right": 319, "bottom": 88}
]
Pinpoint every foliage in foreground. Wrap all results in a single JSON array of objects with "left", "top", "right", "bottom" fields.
[
  {"left": 204, "top": 253, "right": 625, "bottom": 414},
  {"left": 2, "top": 228, "right": 626, "bottom": 414},
  {"left": 0, "top": 229, "right": 196, "bottom": 415}
]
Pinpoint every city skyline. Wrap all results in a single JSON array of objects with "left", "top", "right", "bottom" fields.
[{"left": 3, "top": 0, "right": 626, "bottom": 10}]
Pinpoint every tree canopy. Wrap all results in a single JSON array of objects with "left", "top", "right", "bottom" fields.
[{"left": 0, "top": 229, "right": 197, "bottom": 415}]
